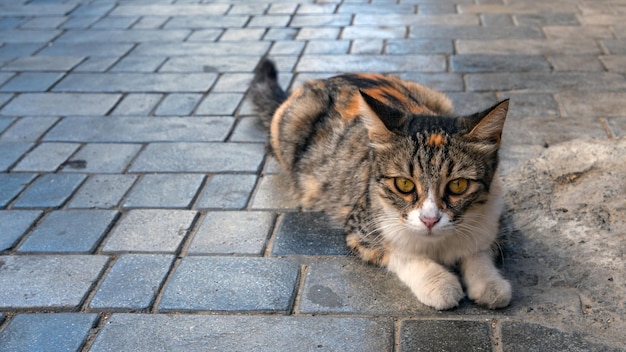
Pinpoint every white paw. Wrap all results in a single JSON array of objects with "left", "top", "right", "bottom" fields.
[
  {"left": 415, "top": 271, "right": 464, "bottom": 310},
  {"left": 468, "top": 277, "right": 512, "bottom": 309}
]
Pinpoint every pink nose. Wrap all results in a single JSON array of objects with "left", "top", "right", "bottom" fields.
[{"left": 420, "top": 216, "right": 440, "bottom": 229}]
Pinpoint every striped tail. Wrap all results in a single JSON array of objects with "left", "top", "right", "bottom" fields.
[{"left": 248, "top": 58, "right": 287, "bottom": 131}]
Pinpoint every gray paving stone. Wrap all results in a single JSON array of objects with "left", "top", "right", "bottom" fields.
[
  {"left": 61, "top": 143, "right": 142, "bottom": 173},
  {"left": 53, "top": 73, "right": 217, "bottom": 93},
  {"left": 297, "top": 3, "right": 337, "bottom": 14},
  {"left": 268, "top": 3, "right": 298, "bottom": 15},
  {"left": 0, "top": 172, "right": 37, "bottom": 206},
  {"left": 0, "top": 142, "right": 32, "bottom": 171},
  {"left": 0, "top": 72, "right": 65, "bottom": 93},
  {"left": 0, "top": 116, "right": 14, "bottom": 132},
  {"left": 451, "top": 55, "right": 550, "bottom": 72},
  {"left": 0, "top": 210, "right": 41, "bottom": 250},
  {"left": 111, "top": 93, "right": 163, "bottom": 115},
  {"left": 342, "top": 26, "right": 407, "bottom": 40},
  {"left": 0, "top": 255, "right": 108, "bottom": 308},
  {"left": 196, "top": 174, "right": 258, "bottom": 209},
  {"left": 20, "top": 16, "right": 68, "bottom": 29},
  {"left": 161, "top": 56, "right": 261, "bottom": 73},
  {"left": 385, "top": 38, "right": 453, "bottom": 55},
  {"left": 514, "top": 13, "right": 580, "bottom": 26},
  {"left": 559, "top": 91, "right": 626, "bottom": 117},
  {"left": 90, "top": 314, "right": 392, "bottom": 352},
  {"left": 500, "top": 321, "right": 621, "bottom": 352},
  {"left": 159, "top": 257, "right": 299, "bottom": 312},
  {"left": 132, "top": 16, "right": 170, "bottom": 30},
  {"left": 297, "top": 54, "right": 447, "bottom": 73},
  {"left": 357, "top": 13, "right": 479, "bottom": 26},
  {"left": 599, "top": 55, "right": 626, "bottom": 73},
  {"left": 133, "top": 42, "right": 270, "bottom": 57},
  {"left": 18, "top": 210, "right": 118, "bottom": 253},
  {"left": 12, "top": 142, "right": 80, "bottom": 172},
  {"left": 0, "top": 56, "right": 85, "bottom": 71},
  {"left": 465, "top": 72, "right": 626, "bottom": 93},
  {"left": 111, "top": 4, "right": 230, "bottom": 16},
  {"left": 103, "top": 209, "right": 197, "bottom": 252},
  {"left": 37, "top": 42, "right": 134, "bottom": 57},
  {"left": 0, "top": 4, "right": 77, "bottom": 16},
  {"left": 73, "top": 57, "right": 119, "bottom": 72},
  {"left": 411, "top": 25, "right": 543, "bottom": 40},
  {"left": 186, "top": 29, "right": 223, "bottom": 42},
  {"left": 220, "top": 28, "right": 265, "bottom": 41},
  {"left": 339, "top": 3, "right": 416, "bottom": 13},
  {"left": 305, "top": 40, "right": 351, "bottom": 54},
  {"left": 212, "top": 73, "right": 254, "bottom": 93},
  {"left": 398, "top": 72, "right": 465, "bottom": 92},
  {"left": 60, "top": 16, "right": 102, "bottom": 30},
  {"left": 0, "top": 116, "right": 59, "bottom": 142},
  {"left": 195, "top": 93, "right": 244, "bottom": 115},
  {"left": 44, "top": 116, "right": 233, "bottom": 143},
  {"left": 502, "top": 115, "right": 606, "bottom": 146},
  {"left": 0, "top": 17, "right": 24, "bottom": 30},
  {"left": 250, "top": 174, "right": 300, "bottom": 210},
  {"left": 154, "top": 93, "right": 202, "bottom": 116},
  {"left": 296, "top": 27, "right": 340, "bottom": 40},
  {"left": 0, "top": 95, "right": 12, "bottom": 110},
  {"left": 247, "top": 15, "right": 291, "bottom": 28},
  {"left": 504, "top": 93, "right": 560, "bottom": 118},
  {"left": 399, "top": 320, "right": 492, "bottom": 351},
  {"left": 110, "top": 56, "right": 166, "bottom": 73},
  {"left": 350, "top": 39, "right": 384, "bottom": 54},
  {"left": 91, "top": 16, "right": 138, "bottom": 30},
  {"left": 457, "top": 39, "right": 602, "bottom": 55},
  {"left": 129, "top": 142, "right": 265, "bottom": 173},
  {"left": 0, "top": 73, "right": 14, "bottom": 88},
  {"left": 229, "top": 117, "right": 266, "bottom": 142},
  {"left": 13, "top": 173, "right": 86, "bottom": 208},
  {"left": 481, "top": 13, "right": 514, "bottom": 26},
  {"left": 57, "top": 29, "right": 190, "bottom": 43},
  {"left": 1, "top": 93, "right": 121, "bottom": 116},
  {"left": 299, "top": 258, "right": 428, "bottom": 315},
  {"left": 290, "top": 14, "right": 353, "bottom": 27},
  {"left": 164, "top": 15, "right": 249, "bottom": 29},
  {"left": 68, "top": 174, "right": 137, "bottom": 209},
  {"left": 70, "top": 2, "right": 114, "bottom": 16},
  {"left": 272, "top": 212, "right": 348, "bottom": 256},
  {"left": 606, "top": 117, "right": 626, "bottom": 137},
  {"left": 123, "top": 173, "right": 204, "bottom": 209},
  {"left": 265, "top": 28, "right": 300, "bottom": 41},
  {"left": 0, "top": 44, "right": 43, "bottom": 58},
  {"left": 549, "top": 55, "right": 605, "bottom": 71},
  {"left": 90, "top": 254, "right": 174, "bottom": 310},
  {"left": 188, "top": 211, "right": 274, "bottom": 255},
  {"left": 0, "top": 30, "right": 61, "bottom": 44},
  {"left": 0, "top": 313, "right": 98, "bottom": 352}
]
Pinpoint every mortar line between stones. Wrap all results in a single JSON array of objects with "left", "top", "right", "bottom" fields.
[
  {"left": 187, "top": 174, "right": 210, "bottom": 210},
  {"left": 262, "top": 213, "right": 283, "bottom": 257},
  {"left": 393, "top": 318, "right": 401, "bottom": 352},
  {"left": 80, "top": 312, "right": 112, "bottom": 352},
  {"left": 491, "top": 318, "right": 504, "bottom": 352},
  {"left": 79, "top": 255, "right": 119, "bottom": 313},
  {"left": 289, "top": 263, "right": 308, "bottom": 316}
]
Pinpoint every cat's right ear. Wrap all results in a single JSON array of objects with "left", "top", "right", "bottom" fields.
[{"left": 358, "top": 89, "right": 404, "bottom": 144}]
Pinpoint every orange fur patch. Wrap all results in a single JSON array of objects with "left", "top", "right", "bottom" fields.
[{"left": 427, "top": 133, "right": 446, "bottom": 147}]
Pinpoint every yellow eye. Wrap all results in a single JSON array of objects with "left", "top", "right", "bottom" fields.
[
  {"left": 447, "top": 178, "right": 469, "bottom": 195},
  {"left": 394, "top": 177, "right": 415, "bottom": 194}
]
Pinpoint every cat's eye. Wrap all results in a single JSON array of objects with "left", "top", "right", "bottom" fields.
[
  {"left": 394, "top": 177, "right": 415, "bottom": 194},
  {"left": 447, "top": 178, "right": 469, "bottom": 195}
]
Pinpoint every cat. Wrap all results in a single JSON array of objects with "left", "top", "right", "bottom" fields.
[{"left": 248, "top": 58, "right": 512, "bottom": 310}]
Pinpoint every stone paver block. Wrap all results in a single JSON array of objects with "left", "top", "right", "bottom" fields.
[
  {"left": 504, "top": 93, "right": 560, "bottom": 118},
  {"left": 57, "top": 29, "right": 190, "bottom": 43},
  {"left": 599, "top": 55, "right": 626, "bottom": 73},
  {"left": 272, "top": 212, "right": 348, "bottom": 256},
  {"left": 90, "top": 314, "right": 392, "bottom": 352},
  {"left": 188, "top": 211, "right": 274, "bottom": 255},
  {"left": 500, "top": 322, "right": 621, "bottom": 352},
  {"left": 0, "top": 210, "right": 41, "bottom": 250},
  {"left": 465, "top": 72, "right": 626, "bottom": 93},
  {"left": 161, "top": 56, "right": 260, "bottom": 73},
  {"left": 456, "top": 39, "right": 601, "bottom": 55},
  {"left": 111, "top": 93, "right": 163, "bottom": 115},
  {"left": 0, "top": 116, "right": 14, "bottom": 132},
  {"left": 111, "top": 4, "right": 229, "bottom": 16},
  {"left": 549, "top": 55, "right": 605, "bottom": 72},
  {"left": 250, "top": 174, "right": 300, "bottom": 210},
  {"left": 195, "top": 93, "right": 244, "bottom": 115},
  {"left": 159, "top": 257, "right": 299, "bottom": 312},
  {"left": 44, "top": 116, "right": 233, "bottom": 143},
  {"left": 196, "top": 174, "right": 257, "bottom": 209},
  {"left": 0, "top": 93, "right": 121, "bottom": 116},
  {"left": 0, "top": 56, "right": 84, "bottom": 71},
  {"left": 229, "top": 117, "right": 266, "bottom": 142},
  {"left": 0, "top": 173, "right": 36, "bottom": 208},
  {"left": 164, "top": 16, "right": 249, "bottom": 29},
  {"left": 299, "top": 258, "right": 428, "bottom": 315},
  {"left": 18, "top": 210, "right": 117, "bottom": 253},
  {"left": 38, "top": 42, "right": 134, "bottom": 57},
  {"left": 68, "top": 174, "right": 137, "bottom": 209},
  {"left": 341, "top": 26, "right": 407, "bottom": 40},
  {"left": 53, "top": 73, "right": 217, "bottom": 93},
  {"left": 560, "top": 92, "right": 626, "bottom": 117},
  {"left": 502, "top": 115, "right": 606, "bottom": 146},
  {"left": 0, "top": 313, "right": 98, "bottom": 352},
  {"left": 385, "top": 38, "right": 453, "bottom": 55},
  {"left": 0, "top": 4, "right": 77, "bottom": 16},
  {"left": 451, "top": 55, "right": 550, "bottom": 72},
  {"left": 154, "top": 94, "right": 202, "bottom": 116},
  {"left": 90, "top": 254, "right": 174, "bottom": 310},
  {"left": 133, "top": 42, "right": 270, "bottom": 57},
  {"left": 290, "top": 14, "right": 352, "bottom": 27},
  {"left": 606, "top": 117, "right": 626, "bottom": 137},
  {"left": 0, "top": 30, "right": 61, "bottom": 44},
  {"left": 0, "top": 116, "right": 59, "bottom": 142},
  {"left": 0, "top": 72, "right": 65, "bottom": 93},
  {"left": 305, "top": 40, "right": 351, "bottom": 54},
  {"left": 399, "top": 320, "right": 492, "bottom": 351},
  {"left": 0, "top": 142, "right": 32, "bottom": 171},
  {"left": 212, "top": 73, "right": 254, "bottom": 93},
  {"left": 297, "top": 54, "right": 447, "bottom": 73},
  {"left": 91, "top": 16, "right": 138, "bottom": 30},
  {"left": 398, "top": 72, "right": 464, "bottom": 92},
  {"left": 123, "top": 174, "right": 204, "bottom": 209},
  {"left": 13, "top": 173, "right": 86, "bottom": 208},
  {"left": 129, "top": 143, "right": 265, "bottom": 173},
  {"left": 186, "top": 29, "right": 223, "bottom": 42},
  {"left": 296, "top": 27, "right": 340, "bottom": 40},
  {"left": 110, "top": 56, "right": 166, "bottom": 73},
  {"left": 356, "top": 13, "right": 480, "bottom": 26},
  {"left": 515, "top": 13, "right": 580, "bottom": 26},
  {"left": 103, "top": 209, "right": 197, "bottom": 252},
  {"left": 61, "top": 143, "right": 142, "bottom": 173},
  {"left": 0, "top": 255, "right": 108, "bottom": 308},
  {"left": 73, "top": 57, "right": 119, "bottom": 72},
  {"left": 12, "top": 142, "right": 80, "bottom": 172}
]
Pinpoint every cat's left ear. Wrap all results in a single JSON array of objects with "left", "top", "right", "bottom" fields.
[{"left": 463, "top": 99, "right": 509, "bottom": 145}]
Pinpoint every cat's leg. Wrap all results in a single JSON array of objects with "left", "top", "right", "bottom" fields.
[
  {"left": 346, "top": 233, "right": 390, "bottom": 266},
  {"left": 388, "top": 252, "right": 464, "bottom": 310},
  {"left": 460, "top": 250, "right": 511, "bottom": 309}
]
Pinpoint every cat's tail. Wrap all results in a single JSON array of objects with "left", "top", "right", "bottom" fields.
[{"left": 248, "top": 58, "right": 287, "bottom": 131}]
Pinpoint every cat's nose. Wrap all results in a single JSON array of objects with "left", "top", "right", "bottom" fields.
[{"left": 420, "top": 216, "right": 440, "bottom": 229}]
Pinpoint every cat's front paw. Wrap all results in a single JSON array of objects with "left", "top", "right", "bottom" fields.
[
  {"left": 468, "top": 277, "right": 512, "bottom": 309},
  {"left": 416, "top": 271, "right": 464, "bottom": 310}
]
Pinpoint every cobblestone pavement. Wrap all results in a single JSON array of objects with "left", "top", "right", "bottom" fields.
[{"left": 0, "top": 0, "right": 625, "bottom": 351}]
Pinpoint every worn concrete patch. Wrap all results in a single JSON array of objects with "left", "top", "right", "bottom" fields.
[{"left": 501, "top": 137, "right": 625, "bottom": 347}]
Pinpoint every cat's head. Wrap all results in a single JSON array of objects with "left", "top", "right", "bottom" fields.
[{"left": 360, "top": 92, "right": 509, "bottom": 243}]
